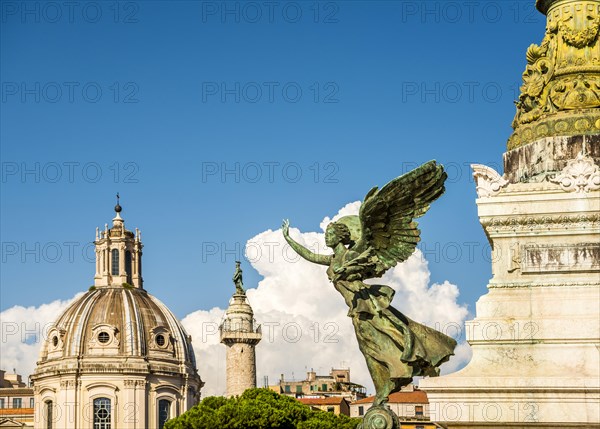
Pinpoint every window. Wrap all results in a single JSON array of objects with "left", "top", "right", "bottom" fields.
[
  {"left": 156, "top": 334, "right": 166, "bottom": 347},
  {"left": 13, "top": 398, "right": 22, "bottom": 408},
  {"left": 415, "top": 405, "right": 424, "bottom": 417},
  {"left": 111, "top": 249, "right": 119, "bottom": 275},
  {"left": 284, "top": 385, "right": 291, "bottom": 393},
  {"left": 158, "top": 399, "right": 170, "bottom": 429},
  {"left": 98, "top": 331, "right": 110, "bottom": 344},
  {"left": 326, "top": 406, "right": 335, "bottom": 413},
  {"left": 358, "top": 406, "right": 364, "bottom": 416},
  {"left": 0, "top": 399, "right": 4, "bottom": 408},
  {"left": 30, "top": 398, "right": 35, "bottom": 408},
  {"left": 321, "top": 384, "right": 327, "bottom": 392},
  {"left": 295, "top": 385, "right": 302, "bottom": 394},
  {"left": 125, "top": 250, "right": 132, "bottom": 282},
  {"left": 93, "top": 397, "right": 111, "bottom": 429},
  {"left": 45, "top": 400, "right": 53, "bottom": 429}
]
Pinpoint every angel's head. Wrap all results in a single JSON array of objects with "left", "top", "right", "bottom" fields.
[{"left": 325, "top": 222, "right": 353, "bottom": 248}]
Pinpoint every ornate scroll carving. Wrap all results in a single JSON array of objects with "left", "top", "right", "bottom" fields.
[
  {"left": 124, "top": 380, "right": 146, "bottom": 388},
  {"left": 472, "top": 164, "right": 509, "bottom": 198},
  {"left": 550, "top": 152, "right": 600, "bottom": 192}
]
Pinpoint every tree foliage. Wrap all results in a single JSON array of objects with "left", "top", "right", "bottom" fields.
[{"left": 164, "top": 388, "right": 360, "bottom": 429}]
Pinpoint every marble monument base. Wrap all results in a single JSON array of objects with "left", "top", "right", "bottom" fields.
[{"left": 421, "top": 160, "right": 600, "bottom": 428}]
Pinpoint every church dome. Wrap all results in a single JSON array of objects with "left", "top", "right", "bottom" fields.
[
  {"left": 37, "top": 287, "right": 197, "bottom": 370},
  {"left": 32, "top": 201, "right": 202, "bottom": 429}
]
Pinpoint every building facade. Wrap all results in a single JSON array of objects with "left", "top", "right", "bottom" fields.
[
  {"left": 0, "top": 371, "right": 34, "bottom": 428},
  {"left": 30, "top": 202, "right": 203, "bottom": 429},
  {"left": 420, "top": 0, "right": 600, "bottom": 427},
  {"left": 350, "top": 385, "right": 430, "bottom": 422},
  {"left": 297, "top": 397, "right": 350, "bottom": 416},
  {"left": 270, "top": 368, "right": 366, "bottom": 402}
]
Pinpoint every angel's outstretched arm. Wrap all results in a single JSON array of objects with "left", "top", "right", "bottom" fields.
[{"left": 282, "top": 220, "right": 331, "bottom": 266}]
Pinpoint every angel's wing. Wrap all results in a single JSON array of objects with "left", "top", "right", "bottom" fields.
[{"left": 350, "top": 160, "right": 447, "bottom": 279}]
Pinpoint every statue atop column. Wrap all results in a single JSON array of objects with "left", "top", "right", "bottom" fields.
[{"left": 232, "top": 261, "right": 245, "bottom": 295}]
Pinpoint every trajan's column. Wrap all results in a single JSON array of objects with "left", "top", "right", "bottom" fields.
[
  {"left": 220, "top": 262, "right": 262, "bottom": 397},
  {"left": 421, "top": 0, "right": 600, "bottom": 428}
]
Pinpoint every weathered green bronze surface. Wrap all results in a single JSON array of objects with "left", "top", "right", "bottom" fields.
[
  {"left": 232, "top": 261, "right": 245, "bottom": 295},
  {"left": 282, "top": 161, "right": 457, "bottom": 427}
]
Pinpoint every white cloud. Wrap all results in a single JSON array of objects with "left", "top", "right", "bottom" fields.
[
  {"left": 180, "top": 307, "right": 226, "bottom": 396},
  {"left": 0, "top": 294, "right": 82, "bottom": 378},
  {"left": 0, "top": 203, "right": 471, "bottom": 397},
  {"left": 184, "top": 202, "right": 471, "bottom": 396}
]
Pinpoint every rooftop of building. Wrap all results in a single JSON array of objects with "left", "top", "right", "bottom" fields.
[
  {"left": 298, "top": 397, "right": 348, "bottom": 406},
  {"left": 0, "top": 371, "right": 26, "bottom": 389},
  {"left": 0, "top": 409, "right": 34, "bottom": 416},
  {"left": 0, "top": 388, "right": 33, "bottom": 396},
  {"left": 352, "top": 389, "right": 428, "bottom": 405}
]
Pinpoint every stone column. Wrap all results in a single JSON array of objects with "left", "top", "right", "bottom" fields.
[{"left": 220, "top": 294, "right": 262, "bottom": 397}]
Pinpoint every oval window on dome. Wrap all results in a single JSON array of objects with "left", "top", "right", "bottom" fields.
[
  {"left": 98, "top": 331, "right": 110, "bottom": 344},
  {"left": 52, "top": 336, "right": 59, "bottom": 347},
  {"left": 156, "top": 334, "right": 166, "bottom": 347}
]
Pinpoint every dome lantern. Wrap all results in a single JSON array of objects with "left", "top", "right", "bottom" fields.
[{"left": 94, "top": 195, "right": 143, "bottom": 289}]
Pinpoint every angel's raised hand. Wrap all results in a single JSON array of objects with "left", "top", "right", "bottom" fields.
[{"left": 282, "top": 219, "right": 290, "bottom": 237}]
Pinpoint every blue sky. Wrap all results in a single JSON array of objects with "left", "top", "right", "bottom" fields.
[{"left": 1, "top": 1, "right": 546, "bottom": 318}]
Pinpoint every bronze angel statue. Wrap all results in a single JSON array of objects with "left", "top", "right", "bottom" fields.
[{"left": 282, "top": 161, "right": 456, "bottom": 415}]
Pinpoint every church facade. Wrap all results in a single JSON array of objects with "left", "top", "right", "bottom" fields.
[{"left": 31, "top": 202, "right": 203, "bottom": 429}]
